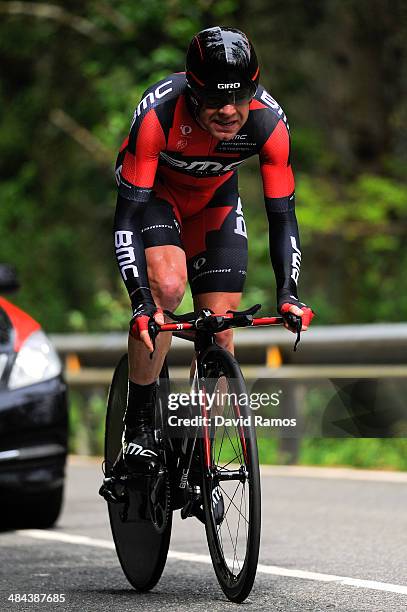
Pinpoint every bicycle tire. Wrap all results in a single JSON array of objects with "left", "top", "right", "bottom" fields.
[
  {"left": 104, "top": 354, "right": 172, "bottom": 592},
  {"left": 199, "top": 345, "right": 261, "bottom": 602}
]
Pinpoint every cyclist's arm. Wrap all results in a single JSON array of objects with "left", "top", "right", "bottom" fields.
[
  {"left": 114, "top": 108, "right": 165, "bottom": 312},
  {"left": 259, "top": 119, "right": 302, "bottom": 312}
]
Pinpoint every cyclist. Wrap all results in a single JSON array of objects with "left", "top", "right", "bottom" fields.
[{"left": 114, "top": 26, "right": 314, "bottom": 471}]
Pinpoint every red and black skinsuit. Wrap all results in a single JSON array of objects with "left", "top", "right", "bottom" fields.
[{"left": 114, "top": 72, "right": 301, "bottom": 314}]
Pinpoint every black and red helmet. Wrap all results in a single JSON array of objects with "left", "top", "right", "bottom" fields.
[{"left": 186, "top": 27, "right": 260, "bottom": 108}]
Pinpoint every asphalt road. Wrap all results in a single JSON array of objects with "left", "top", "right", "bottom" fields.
[{"left": 0, "top": 458, "right": 406, "bottom": 612}]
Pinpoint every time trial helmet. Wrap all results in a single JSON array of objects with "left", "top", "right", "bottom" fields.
[{"left": 186, "top": 27, "right": 259, "bottom": 109}]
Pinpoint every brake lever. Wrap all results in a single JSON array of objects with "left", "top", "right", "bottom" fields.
[
  {"left": 283, "top": 313, "right": 303, "bottom": 351},
  {"left": 148, "top": 319, "right": 159, "bottom": 359},
  {"left": 293, "top": 317, "right": 302, "bottom": 352}
]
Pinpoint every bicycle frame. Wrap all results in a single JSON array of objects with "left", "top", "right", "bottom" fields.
[{"left": 154, "top": 306, "right": 288, "bottom": 501}]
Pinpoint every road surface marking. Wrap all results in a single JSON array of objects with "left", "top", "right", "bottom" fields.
[
  {"left": 18, "top": 530, "right": 407, "bottom": 596},
  {"left": 260, "top": 465, "right": 407, "bottom": 483},
  {"left": 68, "top": 457, "right": 407, "bottom": 483}
]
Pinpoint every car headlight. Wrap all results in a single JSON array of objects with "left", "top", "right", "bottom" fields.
[{"left": 8, "top": 330, "right": 62, "bottom": 389}]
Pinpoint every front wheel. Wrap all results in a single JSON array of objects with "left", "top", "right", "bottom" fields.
[
  {"left": 199, "top": 345, "right": 261, "bottom": 603},
  {"left": 104, "top": 355, "right": 172, "bottom": 592}
]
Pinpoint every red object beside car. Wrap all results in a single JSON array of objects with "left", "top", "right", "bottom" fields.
[{"left": 0, "top": 265, "right": 68, "bottom": 529}]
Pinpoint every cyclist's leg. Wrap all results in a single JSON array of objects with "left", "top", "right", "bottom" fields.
[
  {"left": 128, "top": 193, "right": 186, "bottom": 384},
  {"left": 128, "top": 244, "right": 187, "bottom": 384},
  {"left": 123, "top": 195, "right": 186, "bottom": 468},
  {"left": 184, "top": 172, "right": 248, "bottom": 354}
]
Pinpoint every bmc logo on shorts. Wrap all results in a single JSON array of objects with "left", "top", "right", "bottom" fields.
[{"left": 217, "top": 82, "right": 240, "bottom": 89}]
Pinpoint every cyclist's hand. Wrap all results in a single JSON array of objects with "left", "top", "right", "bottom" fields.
[
  {"left": 279, "top": 300, "right": 315, "bottom": 333},
  {"left": 130, "top": 303, "right": 164, "bottom": 353}
]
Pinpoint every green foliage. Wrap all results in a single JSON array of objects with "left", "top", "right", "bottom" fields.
[
  {"left": 0, "top": 0, "right": 406, "bottom": 332},
  {"left": 0, "top": 0, "right": 238, "bottom": 330},
  {"left": 299, "top": 439, "right": 407, "bottom": 471},
  {"left": 68, "top": 390, "right": 107, "bottom": 456}
]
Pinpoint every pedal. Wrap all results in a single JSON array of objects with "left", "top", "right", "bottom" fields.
[
  {"left": 180, "top": 497, "right": 205, "bottom": 524},
  {"left": 99, "top": 477, "right": 128, "bottom": 505}
]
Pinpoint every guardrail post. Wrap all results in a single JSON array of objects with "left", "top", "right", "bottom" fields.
[{"left": 278, "top": 382, "right": 305, "bottom": 464}]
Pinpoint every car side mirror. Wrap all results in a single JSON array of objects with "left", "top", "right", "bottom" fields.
[{"left": 0, "top": 264, "right": 20, "bottom": 293}]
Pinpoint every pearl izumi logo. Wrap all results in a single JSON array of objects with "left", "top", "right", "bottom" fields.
[
  {"left": 193, "top": 257, "right": 206, "bottom": 270},
  {"left": 217, "top": 82, "right": 240, "bottom": 89},
  {"left": 177, "top": 124, "right": 193, "bottom": 150}
]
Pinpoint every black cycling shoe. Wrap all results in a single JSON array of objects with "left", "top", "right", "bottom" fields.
[
  {"left": 122, "top": 428, "right": 160, "bottom": 474},
  {"left": 122, "top": 383, "right": 160, "bottom": 474},
  {"left": 211, "top": 483, "right": 225, "bottom": 525}
]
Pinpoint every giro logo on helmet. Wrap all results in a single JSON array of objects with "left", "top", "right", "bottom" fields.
[{"left": 217, "top": 82, "right": 241, "bottom": 89}]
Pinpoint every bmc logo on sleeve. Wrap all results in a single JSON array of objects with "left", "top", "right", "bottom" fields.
[
  {"left": 131, "top": 81, "right": 173, "bottom": 126},
  {"left": 260, "top": 90, "right": 290, "bottom": 131},
  {"left": 290, "top": 236, "right": 301, "bottom": 284},
  {"left": 115, "top": 231, "right": 139, "bottom": 281}
]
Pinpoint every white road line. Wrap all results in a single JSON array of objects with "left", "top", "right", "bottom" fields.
[
  {"left": 259, "top": 465, "right": 407, "bottom": 483},
  {"left": 18, "top": 530, "right": 407, "bottom": 596},
  {"left": 68, "top": 457, "right": 407, "bottom": 483}
]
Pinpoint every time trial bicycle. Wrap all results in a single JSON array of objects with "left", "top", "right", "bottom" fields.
[{"left": 99, "top": 303, "right": 301, "bottom": 602}]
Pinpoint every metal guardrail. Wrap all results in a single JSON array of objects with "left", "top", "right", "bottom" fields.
[
  {"left": 50, "top": 323, "right": 407, "bottom": 369},
  {"left": 50, "top": 322, "right": 407, "bottom": 352},
  {"left": 65, "top": 365, "right": 407, "bottom": 387},
  {"left": 58, "top": 326, "right": 407, "bottom": 464}
]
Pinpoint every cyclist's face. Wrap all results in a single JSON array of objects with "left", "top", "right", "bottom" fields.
[{"left": 198, "top": 101, "right": 250, "bottom": 140}]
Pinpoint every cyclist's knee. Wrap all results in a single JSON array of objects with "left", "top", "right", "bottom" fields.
[{"left": 150, "top": 275, "right": 186, "bottom": 311}]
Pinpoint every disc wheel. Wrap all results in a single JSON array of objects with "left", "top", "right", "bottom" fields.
[
  {"left": 104, "top": 355, "right": 172, "bottom": 592},
  {"left": 199, "top": 346, "right": 261, "bottom": 602}
]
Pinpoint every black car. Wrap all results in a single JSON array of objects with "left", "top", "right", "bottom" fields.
[{"left": 0, "top": 265, "right": 68, "bottom": 528}]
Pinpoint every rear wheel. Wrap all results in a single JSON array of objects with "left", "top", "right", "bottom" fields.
[
  {"left": 104, "top": 355, "right": 172, "bottom": 592},
  {"left": 199, "top": 346, "right": 261, "bottom": 603}
]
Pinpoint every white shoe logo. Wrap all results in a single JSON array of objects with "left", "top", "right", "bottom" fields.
[{"left": 126, "top": 443, "right": 158, "bottom": 458}]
